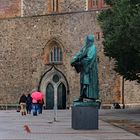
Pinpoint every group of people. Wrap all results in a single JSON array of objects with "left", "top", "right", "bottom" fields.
[{"left": 19, "top": 93, "right": 44, "bottom": 116}]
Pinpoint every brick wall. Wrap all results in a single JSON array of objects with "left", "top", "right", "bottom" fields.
[
  {"left": 23, "top": 0, "right": 47, "bottom": 16},
  {"left": 59, "top": 0, "right": 86, "bottom": 13},
  {"left": 124, "top": 81, "right": 140, "bottom": 104},
  {"left": 0, "top": 0, "right": 21, "bottom": 19}
]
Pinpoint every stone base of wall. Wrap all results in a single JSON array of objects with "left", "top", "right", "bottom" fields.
[
  {"left": 0, "top": 104, "right": 19, "bottom": 110},
  {"left": 101, "top": 103, "right": 140, "bottom": 109},
  {"left": 124, "top": 103, "right": 140, "bottom": 109},
  {"left": 0, "top": 103, "right": 140, "bottom": 110}
]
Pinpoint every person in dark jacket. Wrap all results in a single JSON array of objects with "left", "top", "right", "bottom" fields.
[
  {"left": 19, "top": 94, "right": 27, "bottom": 116},
  {"left": 26, "top": 94, "right": 32, "bottom": 114}
]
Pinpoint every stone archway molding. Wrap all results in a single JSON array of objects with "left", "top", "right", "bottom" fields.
[{"left": 38, "top": 65, "right": 69, "bottom": 107}]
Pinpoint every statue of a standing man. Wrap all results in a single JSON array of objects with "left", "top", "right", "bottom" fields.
[{"left": 71, "top": 34, "right": 99, "bottom": 102}]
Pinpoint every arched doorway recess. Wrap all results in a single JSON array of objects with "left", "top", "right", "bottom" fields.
[{"left": 39, "top": 66, "right": 68, "bottom": 109}]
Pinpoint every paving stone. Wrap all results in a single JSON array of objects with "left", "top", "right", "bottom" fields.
[{"left": 0, "top": 109, "right": 139, "bottom": 140}]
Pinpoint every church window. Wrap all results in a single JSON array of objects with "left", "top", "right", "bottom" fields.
[
  {"left": 88, "top": 0, "right": 98, "bottom": 9},
  {"left": 87, "top": 0, "right": 107, "bottom": 9},
  {"left": 52, "top": 0, "right": 59, "bottom": 12},
  {"left": 49, "top": 45, "right": 62, "bottom": 64},
  {"left": 96, "top": 32, "right": 101, "bottom": 40},
  {"left": 93, "top": 0, "right": 98, "bottom": 8}
]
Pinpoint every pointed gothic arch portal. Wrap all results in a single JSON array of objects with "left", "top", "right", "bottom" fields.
[{"left": 39, "top": 66, "right": 68, "bottom": 110}]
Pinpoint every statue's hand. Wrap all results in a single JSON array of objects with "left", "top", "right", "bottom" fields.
[
  {"left": 71, "top": 61, "right": 75, "bottom": 66},
  {"left": 70, "top": 59, "right": 78, "bottom": 66}
]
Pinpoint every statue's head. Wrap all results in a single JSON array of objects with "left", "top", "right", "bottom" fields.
[{"left": 85, "top": 34, "right": 94, "bottom": 46}]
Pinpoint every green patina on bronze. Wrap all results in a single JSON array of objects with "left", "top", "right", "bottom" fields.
[
  {"left": 71, "top": 34, "right": 99, "bottom": 104},
  {"left": 73, "top": 101, "right": 100, "bottom": 107}
]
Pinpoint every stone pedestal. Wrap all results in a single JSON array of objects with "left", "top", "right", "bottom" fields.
[{"left": 72, "top": 105, "right": 98, "bottom": 130}]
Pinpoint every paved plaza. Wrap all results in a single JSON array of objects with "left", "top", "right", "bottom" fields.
[{"left": 0, "top": 109, "right": 139, "bottom": 140}]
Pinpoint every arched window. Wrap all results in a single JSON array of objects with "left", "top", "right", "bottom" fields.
[{"left": 49, "top": 45, "right": 62, "bottom": 64}]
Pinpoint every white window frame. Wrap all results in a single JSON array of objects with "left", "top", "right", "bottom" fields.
[{"left": 49, "top": 45, "right": 62, "bottom": 64}]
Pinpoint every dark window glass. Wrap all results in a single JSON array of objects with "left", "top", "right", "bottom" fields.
[{"left": 52, "top": 74, "right": 60, "bottom": 83}]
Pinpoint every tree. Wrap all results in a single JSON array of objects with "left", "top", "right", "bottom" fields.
[{"left": 98, "top": 0, "right": 140, "bottom": 82}]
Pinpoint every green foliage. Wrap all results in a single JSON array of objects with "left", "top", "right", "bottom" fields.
[{"left": 98, "top": 0, "right": 140, "bottom": 82}]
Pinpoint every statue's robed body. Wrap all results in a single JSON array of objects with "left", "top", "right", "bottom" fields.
[{"left": 71, "top": 34, "right": 99, "bottom": 100}]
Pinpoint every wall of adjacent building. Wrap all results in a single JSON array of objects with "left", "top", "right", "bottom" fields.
[{"left": 124, "top": 81, "right": 140, "bottom": 107}]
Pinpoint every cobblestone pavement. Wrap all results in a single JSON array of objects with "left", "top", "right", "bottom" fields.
[{"left": 0, "top": 109, "right": 139, "bottom": 140}]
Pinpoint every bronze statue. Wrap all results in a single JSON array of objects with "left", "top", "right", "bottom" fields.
[{"left": 71, "top": 34, "right": 99, "bottom": 102}]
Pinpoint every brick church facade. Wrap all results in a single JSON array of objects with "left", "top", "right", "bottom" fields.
[{"left": 0, "top": 0, "right": 139, "bottom": 108}]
